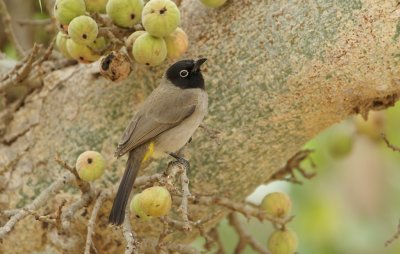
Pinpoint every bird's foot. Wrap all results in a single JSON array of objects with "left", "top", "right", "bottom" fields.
[{"left": 169, "top": 153, "right": 190, "bottom": 171}]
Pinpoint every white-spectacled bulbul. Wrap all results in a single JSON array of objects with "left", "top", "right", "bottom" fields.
[{"left": 109, "top": 58, "right": 208, "bottom": 225}]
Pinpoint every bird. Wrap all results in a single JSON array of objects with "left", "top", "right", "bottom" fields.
[{"left": 108, "top": 58, "right": 208, "bottom": 225}]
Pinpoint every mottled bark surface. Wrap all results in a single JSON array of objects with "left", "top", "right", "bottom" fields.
[{"left": 1, "top": 0, "right": 400, "bottom": 253}]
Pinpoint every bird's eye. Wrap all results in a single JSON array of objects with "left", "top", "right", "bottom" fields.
[{"left": 179, "top": 70, "right": 189, "bottom": 78}]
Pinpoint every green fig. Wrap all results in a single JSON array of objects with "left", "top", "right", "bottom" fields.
[
  {"left": 268, "top": 229, "right": 298, "bottom": 254},
  {"left": 125, "top": 30, "right": 146, "bottom": 53},
  {"left": 66, "top": 39, "right": 101, "bottom": 63},
  {"left": 89, "top": 36, "right": 110, "bottom": 53},
  {"left": 75, "top": 151, "right": 106, "bottom": 181},
  {"left": 54, "top": 0, "right": 86, "bottom": 24},
  {"left": 56, "top": 31, "right": 72, "bottom": 59},
  {"left": 164, "top": 27, "right": 188, "bottom": 59},
  {"left": 85, "top": 0, "right": 108, "bottom": 13},
  {"left": 200, "top": 0, "right": 227, "bottom": 8},
  {"left": 142, "top": 0, "right": 180, "bottom": 37},
  {"left": 132, "top": 32, "right": 167, "bottom": 66},
  {"left": 327, "top": 131, "right": 353, "bottom": 159},
  {"left": 260, "top": 192, "right": 292, "bottom": 219},
  {"left": 68, "top": 16, "right": 98, "bottom": 45},
  {"left": 106, "top": 0, "right": 143, "bottom": 28}
]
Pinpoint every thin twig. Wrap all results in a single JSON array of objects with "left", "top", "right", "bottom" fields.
[
  {"left": 61, "top": 190, "right": 95, "bottom": 230},
  {"left": 55, "top": 153, "right": 91, "bottom": 193},
  {"left": 167, "top": 243, "right": 200, "bottom": 254},
  {"left": 22, "top": 209, "right": 56, "bottom": 225},
  {"left": 385, "top": 219, "right": 400, "bottom": 247},
  {"left": 157, "top": 217, "right": 172, "bottom": 253},
  {"left": 268, "top": 149, "right": 316, "bottom": 184},
  {"left": 0, "top": 174, "right": 75, "bottom": 239},
  {"left": 229, "top": 213, "right": 270, "bottom": 254},
  {"left": 0, "top": 44, "right": 41, "bottom": 93},
  {"left": 123, "top": 205, "right": 139, "bottom": 254},
  {"left": 0, "top": 0, "right": 24, "bottom": 57},
  {"left": 381, "top": 133, "right": 400, "bottom": 152},
  {"left": 16, "top": 18, "right": 52, "bottom": 26},
  {"left": 190, "top": 195, "right": 290, "bottom": 225},
  {"left": 178, "top": 162, "right": 192, "bottom": 231},
  {"left": 84, "top": 190, "right": 109, "bottom": 254},
  {"left": 209, "top": 227, "right": 226, "bottom": 254}
]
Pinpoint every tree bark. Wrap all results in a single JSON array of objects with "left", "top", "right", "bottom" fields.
[{"left": 1, "top": 0, "right": 400, "bottom": 253}]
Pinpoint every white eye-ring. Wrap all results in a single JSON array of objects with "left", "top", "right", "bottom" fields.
[{"left": 179, "top": 70, "right": 189, "bottom": 78}]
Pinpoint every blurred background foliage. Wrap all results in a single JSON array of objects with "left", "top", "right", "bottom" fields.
[
  {"left": 193, "top": 103, "right": 400, "bottom": 254},
  {"left": 3, "top": 1, "right": 400, "bottom": 253}
]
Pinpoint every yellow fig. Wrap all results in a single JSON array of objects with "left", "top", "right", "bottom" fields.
[
  {"left": 260, "top": 192, "right": 291, "bottom": 219},
  {"left": 106, "top": 0, "right": 143, "bottom": 28},
  {"left": 66, "top": 39, "right": 101, "bottom": 63},
  {"left": 68, "top": 16, "right": 98, "bottom": 45},
  {"left": 164, "top": 27, "right": 188, "bottom": 59},
  {"left": 138, "top": 186, "right": 171, "bottom": 217},
  {"left": 54, "top": 0, "right": 86, "bottom": 24},
  {"left": 130, "top": 194, "right": 151, "bottom": 220},
  {"left": 142, "top": 0, "right": 180, "bottom": 37},
  {"left": 56, "top": 31, "right": 72, "bottom": 59},
  {"left": 268, "top": 229, "right": 298, "bottom": 254},
  {"left": 75, "top": 151, "right": 106, "bottom": 181},
  {"left": 85, "top": 0, "right": 108, "bottom": 13},
  {"left": 200, "top": 0, "right": 227, "bottom": 8},
  {"left": 132, "top": 32, "right": 167, "bottom": 66}
]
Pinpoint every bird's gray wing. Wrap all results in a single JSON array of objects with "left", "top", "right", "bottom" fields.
[{"left": 115, "top": 85, "right": 198, "bottom": 157}]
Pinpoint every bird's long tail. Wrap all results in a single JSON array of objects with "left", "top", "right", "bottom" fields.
[{"left": 108, "top": 144, "right": 149, "bottom": 225}]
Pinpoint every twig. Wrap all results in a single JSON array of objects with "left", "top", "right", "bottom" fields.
[
  {"left": 385, "top": 219, "right": 400, "bottom": 247},
  {"left": 0, "top": 0, "right": 24, "bottom": 57},
  {"left": 268, "top": 149, "right": 316, "bottom": 184},
  {"left": 55, "top": 153, "right": 91, "bottom": 193},
  {"left": 178, "top": 162, "right": 192, "bottom": 231},
  {"left": 0, "top": 44, "right": 41, "bottom": 93},
  {"left": 167, "top": 243, "right": 200, "bottom": 254},
  {"left": 84, "top": 190, "right": 109, "bottom": 254},
  {"left": 22, "top": 209, "right": 56, "bottom": 225},
  {"left": 190, "top": 195, "right": 289, "bottom": 225},
  {"left": 381, "top": 133, "right": 400, "bottom": 152},
  {"left": 209, "top": 227, "right": 226, "bottom": 254},
  {"left": 0, "top": 173, "right": 75, "bottom": 239},
  {"left": 123, "top": 205, "right": 139, "bottom": 254},
  {"left": 229, "top": 213, "right": 270, "bottom": 254},
  {"left": 157, "top": 217, "right": 172, "bottom": 253},
  {"left": 134, "top": 172, "right": 164, "bottom": 187},
  {"left": 61, "top": 190, "right": 95, "bottom": 230},
  {"left": 32, "top": 39, "right": 55, "bottom": 67},
  {"left": 16, "top": 18, "right": 52, "bottom": 26}
]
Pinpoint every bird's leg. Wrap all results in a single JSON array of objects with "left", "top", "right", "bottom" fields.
[{"left": 169, "top": 152, "right": 190, "bottom": 171}]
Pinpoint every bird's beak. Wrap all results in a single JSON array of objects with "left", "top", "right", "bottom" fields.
[{"left": 191, "top": 58, "right": 207, "bottom": 73}]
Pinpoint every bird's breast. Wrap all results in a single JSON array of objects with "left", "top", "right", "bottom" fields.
[{"left": 154, "top": 90, "right": 208, "bottom": 154}]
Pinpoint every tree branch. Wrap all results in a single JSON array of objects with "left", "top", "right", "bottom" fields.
[
  {"left": 84, "top": 190, "right": 109, "bottom": 254},
  {"left": 229, "top": 213, "right": 270, "bottom": 254},
  {"left": 0, "top": 0, "right": 24, "bottom": 57},
  {"left": 0, "top": 173, "right": 74, "bottom": 239}
]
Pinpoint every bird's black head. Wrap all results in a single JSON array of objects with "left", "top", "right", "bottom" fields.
[{"left": 166, "top": 58, "right": 207, "bottom": 90}]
